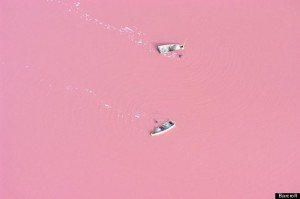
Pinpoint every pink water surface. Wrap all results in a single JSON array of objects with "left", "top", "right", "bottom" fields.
[{"left": 1, "top": 0, "right": 300, "bottom": 198}]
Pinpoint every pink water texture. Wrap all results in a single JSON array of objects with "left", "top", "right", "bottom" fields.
[{"left": 1, "top": 0, "right": 300, "bottom": 198}]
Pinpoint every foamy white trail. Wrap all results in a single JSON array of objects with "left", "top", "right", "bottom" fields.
[{"left": 45, "top": 0, "right": 155, "bottom": 52}]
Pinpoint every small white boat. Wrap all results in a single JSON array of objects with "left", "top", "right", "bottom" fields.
[
  {"left": 157, "top": 44, "right": 184, "bottom": 54},
  {"left": 151, "top": 120, "right": 176, "bottom": 136}
]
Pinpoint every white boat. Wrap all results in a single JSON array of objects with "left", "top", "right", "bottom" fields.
[
  {"left": 151, "top": 120, "right": 176, "bottom": 136},
  {"left": 157, "top": 44, "right": 184, "bottom": 54}
]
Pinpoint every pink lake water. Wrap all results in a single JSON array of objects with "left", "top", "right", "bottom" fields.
[{"left": 1, "top": 0, "right": 300, "bottom": 198}]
